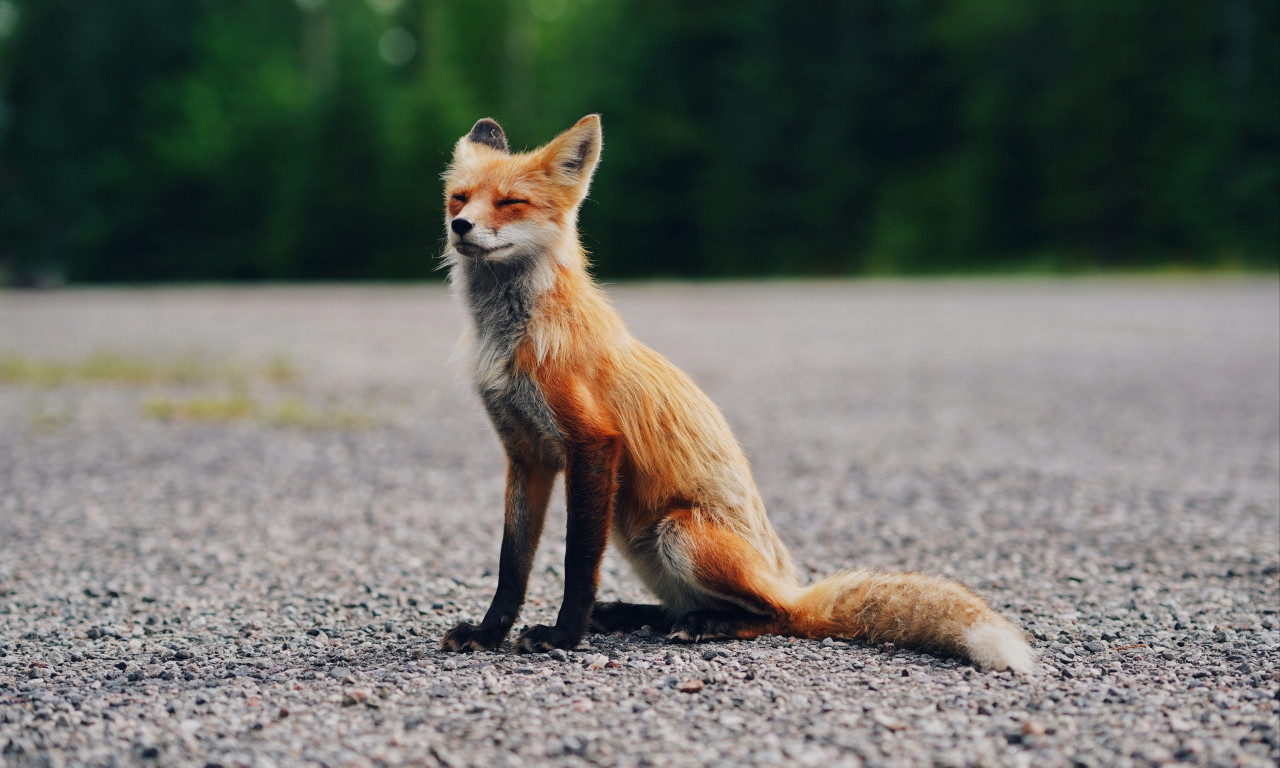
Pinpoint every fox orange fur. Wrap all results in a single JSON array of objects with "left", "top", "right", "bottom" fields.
[{"left": 439, "top": 115, "right": 1034, "bottom": 673}]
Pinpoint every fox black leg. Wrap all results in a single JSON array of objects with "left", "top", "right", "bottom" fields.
[
  {"left": 668, "top": 609, "right": 782, "bottom": 643},
  {"left": 442, "top": 459, "right": 555, "bottom": 652},
  {"left": 514, "top": 437, "right": 620, "bottom": 653},
  {"left": 588, "top": 601, "right": 674, "bottom": 633}
]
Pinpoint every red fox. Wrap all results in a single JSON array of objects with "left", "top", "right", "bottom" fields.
[{"left": 439, "top": 115, "right": 1034, "bottom": 673}]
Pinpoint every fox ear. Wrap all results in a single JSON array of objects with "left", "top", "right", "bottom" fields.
[
  {"left": 466, "top": 118, "right": 508, "bottom": 153},
  {"left": 540, "top": 115, "right": 602, "bottom": 191}
]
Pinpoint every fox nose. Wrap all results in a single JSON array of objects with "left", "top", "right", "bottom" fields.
[{"left": 451, "top": 218, "right": 473, "bottom": 236}]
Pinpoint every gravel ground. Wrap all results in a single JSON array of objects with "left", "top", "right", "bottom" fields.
[{"left": 0, "top": 278, "right": 1277, "bottom": 768}]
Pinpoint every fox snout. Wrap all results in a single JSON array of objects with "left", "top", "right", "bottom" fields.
[
  {"left": 449, "top": 218, "right": 515, "bottom": 259},
  {"left": 447, "top": 210, "right": 508, "bottom": 258}
]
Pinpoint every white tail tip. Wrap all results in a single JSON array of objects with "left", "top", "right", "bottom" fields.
[{"left": 963, "top": 621, "right": 1036, "bottom": 673}]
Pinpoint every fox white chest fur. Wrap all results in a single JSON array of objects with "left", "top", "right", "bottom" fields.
[{"left": 454, "top": 256, "right": 564, "bottom": 469}]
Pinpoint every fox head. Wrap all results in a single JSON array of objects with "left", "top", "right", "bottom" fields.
[{"left": 443, "top": 115, "right": 602, "bottom": 268}]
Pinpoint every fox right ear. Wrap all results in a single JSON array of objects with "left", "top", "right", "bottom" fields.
[
  {"left": 538, "top": 115, "right": 602, "bottom": 193},
  {"left": 466, "top": 118, "right": 508, "bottom": 153}
]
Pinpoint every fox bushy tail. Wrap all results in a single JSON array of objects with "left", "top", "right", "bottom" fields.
[{"left": 785, "top": 569, "right": 1034, "bottom": 672}]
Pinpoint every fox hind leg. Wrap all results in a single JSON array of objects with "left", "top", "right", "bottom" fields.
[{"left": 655, "top": 510, "right": 796, "bottom": 643}]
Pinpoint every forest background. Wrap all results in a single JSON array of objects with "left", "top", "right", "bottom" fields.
[{"left": 0, "top": 0, "right": 1275, "bottom": 284}]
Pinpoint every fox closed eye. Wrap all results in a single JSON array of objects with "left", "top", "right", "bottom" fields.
[
  {"left": 451, "top": 193, "right": 468, "bottom": 203},
  {"left": 496, "top": 198, "right": 531, "bottom": 207}
]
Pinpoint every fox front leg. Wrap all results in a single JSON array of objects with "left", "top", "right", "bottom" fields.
[
  {"left": 513, "top": 437, "right": 620, "bottom": 653},
  {"left": 441, "top": 459, "right": 555, "bottom": 652}
]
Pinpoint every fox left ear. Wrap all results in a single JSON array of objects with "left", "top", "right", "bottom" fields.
[
  {"left": 467, "top": 118, "right": 508, "bottom": 153},
  {"left": 541, "top": 115, "right": 602, "bottom": 192}
]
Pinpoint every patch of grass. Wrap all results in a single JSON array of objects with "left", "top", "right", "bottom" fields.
[
  {"left": 265, "top": 355, "right": 301, "bottom": 386},
  {"left": 0, "top": 351, "right": 300, "bottom": 388},
  {"left": 1, "top": 352, "right": 210, "bottom": 386},
  {"left": 141, "top": 395, "right": 380, "bottom": 430},
  {"left": 142, "top": 394, "right": 257, "bottom": 422},
  {"left": 265, "top": 397, "right": 380, "bottom": 430},
  {"left": 2, "top": 351, "right": 382, "bottom": 429}
]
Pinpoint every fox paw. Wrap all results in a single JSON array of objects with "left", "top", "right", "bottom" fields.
[
  {"left": 667, "top": 615, "right": 715, "bottom": 643},
  {"left": 668, "top": 610, "right": 752, "bottom": 643},
  {"left": 666, "top": 627, "right": 701, "bottom": 643},
  {"left": 440, "top": 622, "right": 505, "bottom": 653},
  {"left": 513, "top": 624, "right": 579, "bottom": 653}
]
